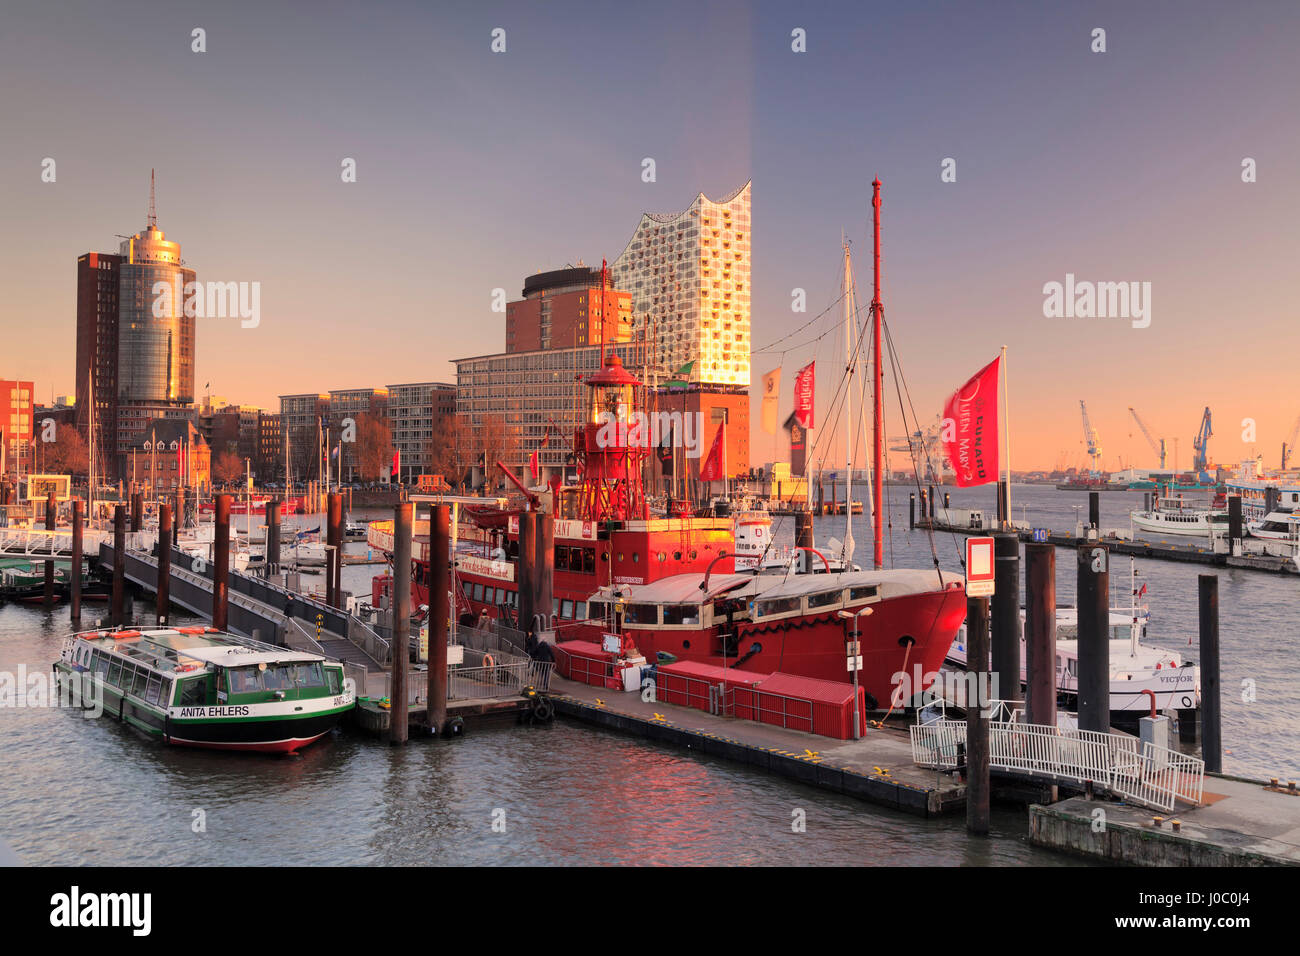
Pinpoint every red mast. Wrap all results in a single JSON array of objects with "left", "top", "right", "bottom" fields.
[{"left": 871, "top": 179, "right": 884, "bottom": 569}]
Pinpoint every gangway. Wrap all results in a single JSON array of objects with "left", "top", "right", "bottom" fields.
[{"left": 909, "top": 706, "right": 1204, "bottom": 813}]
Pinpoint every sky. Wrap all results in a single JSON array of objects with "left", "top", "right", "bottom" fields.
[{"left": 1, "top": 0, "right": 1297, "bottom": 472}]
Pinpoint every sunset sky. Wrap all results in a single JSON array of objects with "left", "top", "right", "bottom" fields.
[{"left": 1, "top": 0, "right": 1297, "bottom": 472}]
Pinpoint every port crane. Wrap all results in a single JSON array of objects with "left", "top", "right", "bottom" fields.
[
  {"left": 1191, "top": 407, "right": 1213, "bottom": 482},
  {"left": 1128, "top": 407, "right": 1166, "bottom": 470},
  {"left": 1079, "top": 401, "right": 1103, "bottom": 476},
  {"left": 1282, "top": 414, "right": 1300, "bottom": 470}
]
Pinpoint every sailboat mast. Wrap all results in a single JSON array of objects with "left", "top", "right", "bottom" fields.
[
  {"left": 871, "top": 178, "right": 884, "bottom": 570},
  {"left": 842, "top": 238, "right": 855, "bottom": 567}
]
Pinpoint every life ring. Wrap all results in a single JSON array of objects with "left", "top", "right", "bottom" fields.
[
  {"left": 531, "top": 698, "right": 554, "bottom": 723},
  {"left": 482, "top": 654, "right": 495, "bottom": 669},
  {"left": 1181, "top": 695, "right": 1192, "bottom": 709}
]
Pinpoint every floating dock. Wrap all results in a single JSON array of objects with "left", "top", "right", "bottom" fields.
[
  {"left": 915, "top": 519, "right": 1300, "bottom": 575},
  {"left": 1029, "top": 774, "right": 1300, "bottom": 866},
  {"left": 550, "top": 674, "right": 966, "bottom": 817}
]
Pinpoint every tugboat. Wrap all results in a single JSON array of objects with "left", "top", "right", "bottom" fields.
[{"left": 53, "top": 626, "right": 354, "bottom": 752}]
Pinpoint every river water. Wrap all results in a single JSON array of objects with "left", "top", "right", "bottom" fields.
[{"left": 2, "top": 483, "right": 1291, "bottom": 866}]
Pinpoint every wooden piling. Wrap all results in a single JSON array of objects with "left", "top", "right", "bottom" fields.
[
  {"left": 157, "top": 504, "right": 171, "bottom": 624},
  {"left": 1199, "top": 574, "right": 1221, "bottom": 773},
  {"left": 1076, "top": 540, "right": 1109, "bottom": 733},
  {"left": 172, "top": 490, "right": 184, "bottom": 549},
  {"left": 130, "top": 492, "right": 142, "bottom": 533},
  {"left": 326, "top": 493, "right": 342, "bottom": 607},
  {"left": 213, "top": 494, "right": 231, "bottom": 631},
  {"left": 991, "top": 533, "right": 1023, "bottom": 706},
  {"left": 111, "top": 505, "right": 126, "bottom": 626},
  {"left": 44, "top": 492, "right": 56, "bottom": 606},
  {"left": 1024, "top": 542, "right": 1056, "bottom": 727},
  {"left": 1088, "top": 491, "right": 1100, "bottom": 531},
  {"left": 390, "top": 502, "right": 412, "bottom": 745},
  {"left": 428, "top": 504, "right": 450, "bottom": 736},
  {"left": 965, "top": 595, "right": 991, "bottom": 835},
  {"left": 266, "top": 499, "right": 281, "bottom": 576},
  {"left": 928, "top": 485, "right": 936, "bottom": 519},
  {"left": 537, "top": 512, "right": 554, "bottom": 631},
  {"left": 70, "top": 500, "right": 83, "bottom": 623},
  {"left": 908, "top": 493, "right": 915, "bottom": 530},
  {"left": 1227, "top": 496, "right": 1243, "bottom": 557},
  {"left": 518, "top": 511, "right": 537, "bottom": 634}
]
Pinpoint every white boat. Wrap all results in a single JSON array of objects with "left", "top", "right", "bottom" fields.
[
  {"left": 946, "top": 607, "right": 1199, "bottom": 716},
  {"left": 1247, "top": 511, "right": 1300, "bottom": 539},
  {"left": 1130, "top": 496, "right": 1226, "bottom": 537}
]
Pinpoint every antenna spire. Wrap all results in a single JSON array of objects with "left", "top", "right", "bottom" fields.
[{"left": 148, "top": 169, "right": 157, "bottom": 228}]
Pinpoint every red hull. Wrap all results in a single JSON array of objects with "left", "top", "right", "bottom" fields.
[{"left": 167, "top": 731, "right": 330, "bottom": 754}]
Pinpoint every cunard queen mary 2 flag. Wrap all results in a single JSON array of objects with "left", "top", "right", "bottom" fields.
[{"left": 941, "top": 356, "right": 1001, "bottom": 487}]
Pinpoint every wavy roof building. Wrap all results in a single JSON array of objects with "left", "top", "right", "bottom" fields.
[{"left": 611, "top": 182, "right": 751, "bottom": 389}]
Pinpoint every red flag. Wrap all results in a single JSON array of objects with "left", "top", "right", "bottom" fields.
[
  {"left": 529, "top": 449, "right": 540, "bottom": 481},
  {"left": 390, "top": 449, "right": 400, "bottom": 479},
  {"left": 699, "top": 422, "right": 726, "bottom": 482},
  {"left": 793, "top": 361, "right": 815, "bottom": 428},
  {"left": 941, "top": 356, "right": 1001, "bottom": 487}
]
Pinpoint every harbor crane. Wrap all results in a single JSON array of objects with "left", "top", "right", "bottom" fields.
[
  {"left": 1282, "top": 414, "right": 1300, "bottom": 470},
  {"left": 1191, "top": 407, "right": 1213, "bottom": 482},
  {"left": 1128, "top": 407, "right": 1166, "bottom": 470},
  {"left": 1079, "top": 401, "right": 1103, "bottom": 476}
]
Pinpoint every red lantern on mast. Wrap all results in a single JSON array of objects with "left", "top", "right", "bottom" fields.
[{"left": 575, "top": 352, "right": 647, "bottom": 522}]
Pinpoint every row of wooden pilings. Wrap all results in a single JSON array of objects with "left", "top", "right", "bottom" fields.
[
  {"left": 383, "top": 503, "right": 557, "bottom": 745},
  {"left": 70, "top": 491, "right": 353, "bottom": 634},
  {"left": 958, "top": 531, "right": 1221, "bottom": 835}
]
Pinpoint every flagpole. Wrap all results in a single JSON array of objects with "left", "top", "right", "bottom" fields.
[{"left": 1001, "top": 344, "right": 1010, "bottom": 530}]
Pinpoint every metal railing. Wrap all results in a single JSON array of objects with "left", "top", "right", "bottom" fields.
[
  {"left": 909, "top": 715, "right": 1205, "bottom": 812},
  {"left": 347, "top": 615, "right": 392, "bottom": 668},
  {"left": 284, "top": 617, "right": 327, "bottom": 656},
  {"left": 908, "top": 718, "right": 965, "bottom": 770},
  {"left": 382, "top": 661, "right": 553, "bottom": 703},
  {"left": 448, "top": 662, "right": 553, "bottom": 701}
]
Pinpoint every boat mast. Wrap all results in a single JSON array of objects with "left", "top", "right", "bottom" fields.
[
  {"left": 842, "top": 236, "right": 856, "bottom": 569},
  {"left": 870, "top": 178, "right": 884, "bottom": 570}
]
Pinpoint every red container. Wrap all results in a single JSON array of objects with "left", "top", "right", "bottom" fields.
[
  {"left": 735, "top": 673, "right": 867, "bottom": 740},
  {"left": 656, "top": 661, "right": 767, "bottom": 713},
  {"left": 553, "top": 640, "right": 614, "bottom": 687}
]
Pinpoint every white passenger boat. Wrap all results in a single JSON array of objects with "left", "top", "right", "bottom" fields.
[
  {"left": 1130, "top": 495, "right": 1226, "bottom": 537},
  {"left": 945, "top": 568, "right": 1200, "bottom": 721}
]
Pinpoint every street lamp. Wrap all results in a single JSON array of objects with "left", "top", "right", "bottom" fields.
[{"left": 837, "top": 605, "right": 874, "bottom": 739}]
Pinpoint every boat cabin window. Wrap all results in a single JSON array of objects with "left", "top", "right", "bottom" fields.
[
  {"left": 91, "top": 652, "right": 109, "bottom": 677},
  {"left": 144, "top": 676, "right": 164, "bottom": 705},
  {"left": 326, "top": 668, "right": 341, "bottom": 695},
  {"left": 662, "top": 605, "right": 701, "bottom": 625},
  {"left": 848, "top": 585, "right": 879, "bottom": 602},
  {"left": 473, "top": 584, "right": 485, "bottom": 603},
  {"left": 560, "top": 599, "right": 574, "bottom": 619},
  {"left": 131, "top": 667, "right": 150, "bottom": 696},
  {"left": 461, "top": 582, "right": 473, "bottom": 599},
  {"left": 807, "top": 589, "right": 843, "bottom": 610},
  {"left": 107, "top": 659, "right": 124, "bottom": 687},
  {"left": 623, "top": 603, "right": 659, "bottom": 625},
  {"left": 177, "top": 678, "right": 206, "bottom": 706},
  {"left": 756, "top": 596, "right": 801, "bottom": 618},
  {"left": 574, "top": 601, "right": 586, "bottom": 619}
]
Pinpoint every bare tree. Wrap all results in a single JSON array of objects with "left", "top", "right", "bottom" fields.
[
  {"left": 430, "top": 413, "right": 473, "bottom": 489},
  {"left": 38, "top": 425, "right": 89, "bottom": 476},
  {"left": 354, "top": 412, "right": 393, "bottom": 481},
  {"left": 212, "top": 451, "right": 244, "bottom": 487}
]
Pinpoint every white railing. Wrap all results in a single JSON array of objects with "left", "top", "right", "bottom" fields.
[
  {"left": 1113, "top": 742, "right": 1205, "bottom": 810},
  {"left": 909, "top": 716, "right": 1205, "bottom": 813},
  {"left": 908, "top": 718, "right": 965, "bottom": 771}
]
